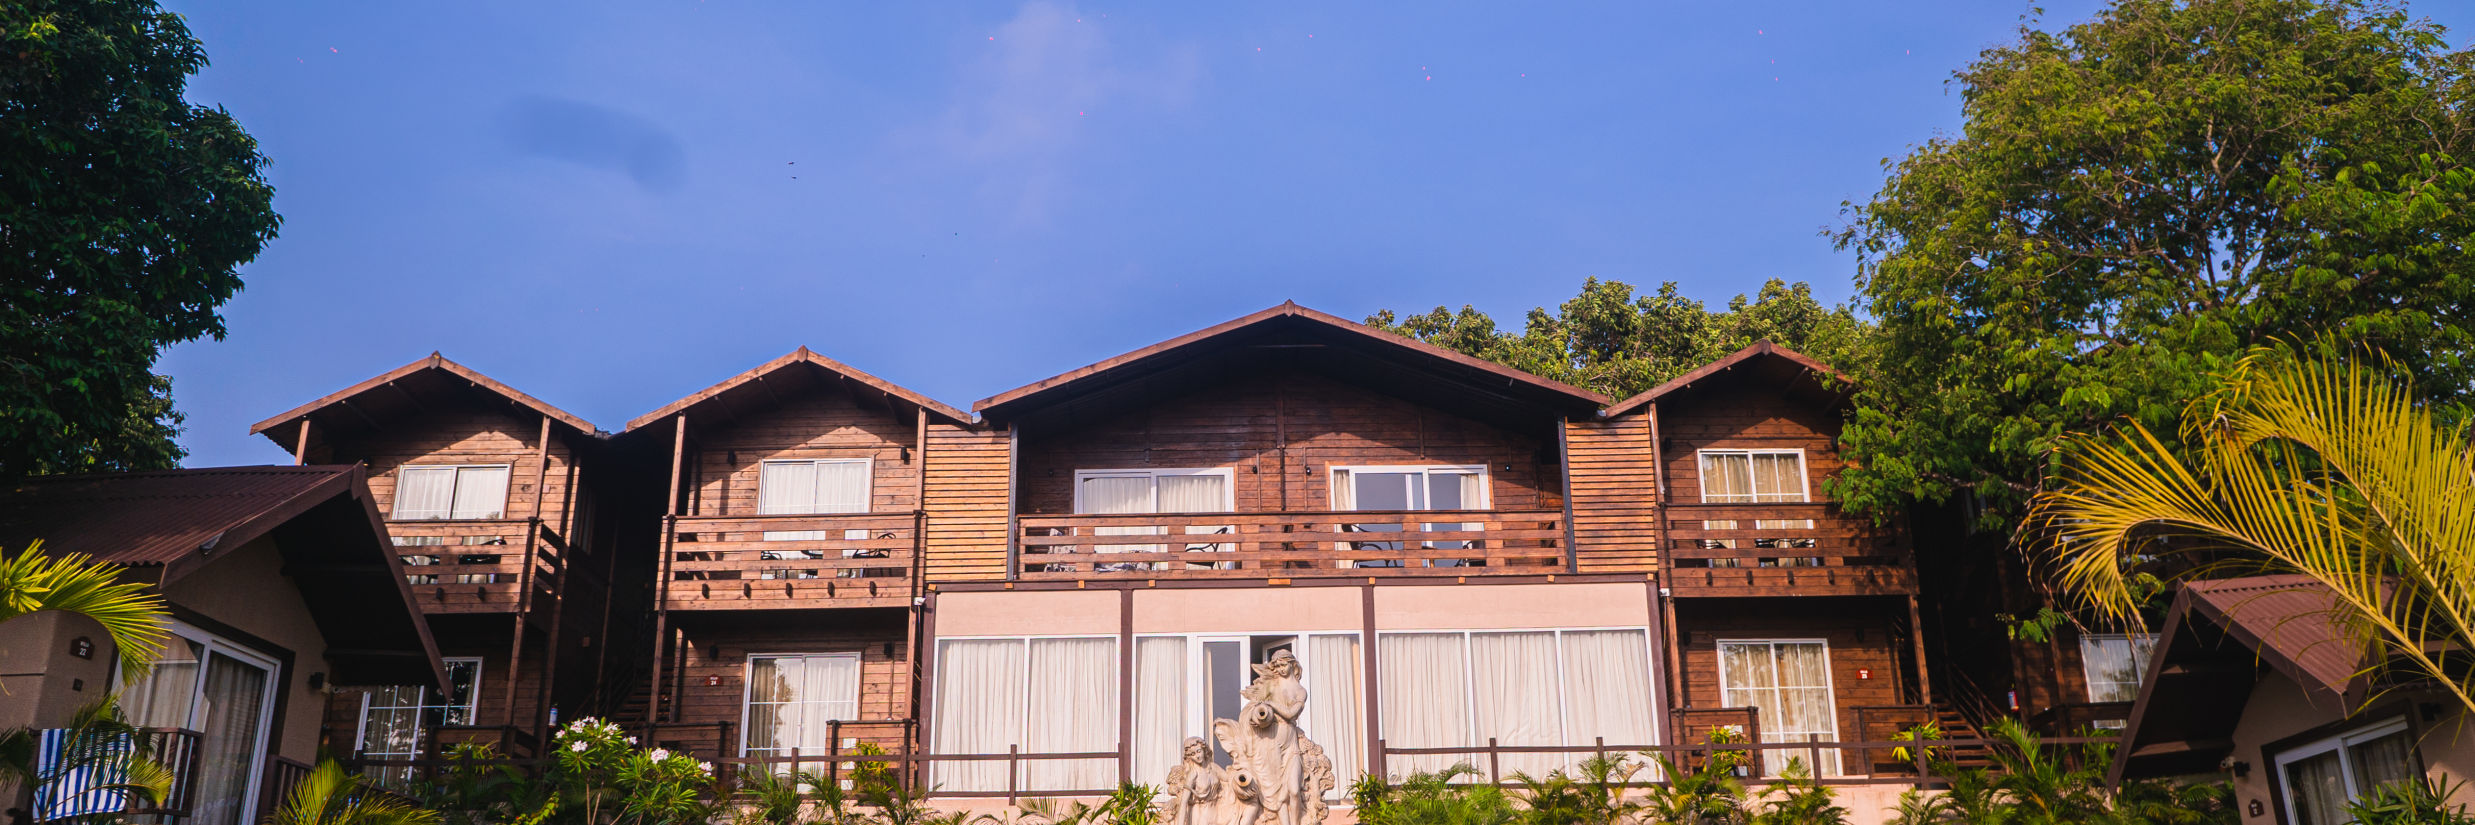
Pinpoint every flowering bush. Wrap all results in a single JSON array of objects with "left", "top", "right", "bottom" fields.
[{"left": 540, "top": 718, "right": 718, "bottom": 825}]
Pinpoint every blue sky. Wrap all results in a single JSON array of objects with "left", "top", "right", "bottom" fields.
[{"left": 158, "top": 1, "right": 2472, "bottom": 467}]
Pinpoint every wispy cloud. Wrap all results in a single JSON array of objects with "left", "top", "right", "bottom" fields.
[
  {"left": 924, "top": 2, "right": 1200, "bottom": 222},
  {"left": 498, "top": 95, "right": 687, "bottom": 193}
]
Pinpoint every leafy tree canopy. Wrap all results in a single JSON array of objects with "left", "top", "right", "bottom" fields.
[
  {"left": 1834, "top": 0, "right": 2475, "bottom": 528},
  {"left": 1369, "top": 277, "right": 1873, "bottom": 402},
  {"left": 0, "top": 0, "right": 280, "bottom": 477}
]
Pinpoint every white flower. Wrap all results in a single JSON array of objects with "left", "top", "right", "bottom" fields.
[
  {"left": 625, "top": 736, "right": 637, "bottom": 745},
  {"left": 695, "top": 761, "right": 713, "bottom": 775},
  {"left": 649, "top": 748, "right": 671, "bottom": 761},
  {"left": 570, "top": 741, "right": 589, "bottom": 752}
]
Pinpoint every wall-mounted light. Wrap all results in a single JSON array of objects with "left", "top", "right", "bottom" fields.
[
  {"left": 883, "top": 642, "right": 898, "bottom": 658},
  {"left": 901, "top": 446, "right": 912, "bottom": 463}
]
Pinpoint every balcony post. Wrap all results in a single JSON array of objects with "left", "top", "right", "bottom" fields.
[{"left": 1909, "top": 595, "right": 1933, "bottom": 706}]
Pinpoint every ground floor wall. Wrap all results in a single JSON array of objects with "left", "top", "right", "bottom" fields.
[
  {"left": 650, "top": 608, "right": 913, "bottom": 760},
  {"left": 1670, "top": 597, "right": 1918, "bottom": 777},
  {"left": 2224, "top": 673, "right": 2475, "bottom": 825}
]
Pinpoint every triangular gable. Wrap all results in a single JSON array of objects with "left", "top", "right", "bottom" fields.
[
  {"left": 250, "top": 354, "right": 597, "bottom": 452},
  {"left": 624, "top": 347, "right": 971, "bottom": 432},
  {"left": 1600, "top": 340, "right": 1852, "bottom": 418},
  {"left": 974, "top": 301, "right": 1607, "bottom": 421}
]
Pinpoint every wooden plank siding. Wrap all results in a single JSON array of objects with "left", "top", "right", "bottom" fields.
[
  {"left": 679, "top": 385, "right": 922, "bottom": 517},
  {"left": 1014, "top": 371, "right": 1562, "bottom": 518},
  {"left": 1672, "top": 599, "right": 1909, "bottom": 751},
  {"left": 659, "top": 615, "right": 914, "bottom": 758},
  {"left": 921, "top": 424, "right": 1012, "bottom": 581},
  {"left": 1564, "top": 415, "right": 1659, "bottom": 573}
]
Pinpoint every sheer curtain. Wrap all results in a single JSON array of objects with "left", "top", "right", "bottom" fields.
[
  {"left": 1133, "top": 638, "right": 1187, "bottom": 786},
  {"left": 2349, "top": 728, "right": 2418, "bottom": 795},
  {"left": 449, "top": 466, "right": 510, "bottom": 519},
  {"left": 392, "top": 467, "right": 456, "bottom": 520},
  {"left": 192, "top": 653, "right": 270, "bottom": 825},
  {"left": 931, "top": 640, "right": 1025, "bottom": 792},
  {"left": 1081, "top": 475, "right": 1163, "bottom": 565},
  {"left": 1304, "top": 635, "right": 1364, "bottom": 792},
  {"left": 122, "top": 638, "right": 202, "bottom": 729},
  {"left": 760, "top": 460, "right": 871, "bottom": 546},
  {"left": 745, "top": 654, "right": 861, "bottom": 772},
  {"left": 2284, "top": 751, "right": 2348, "bottom": 825},
  {"left": 1720, "top": 641, "right": 1843, "bottom": 776},
  {"left": 1750, "top": 454, "right": 1802, "bottom": 502},
  {"left": 1379, "top": 634, "right": 1470, "bottom": 778},
  {"left": 1024, "top": 638, "right": 1118, "bottom": 792},
  {"left": 1561, "top": 630, "right": 1656, "bottom": 753},
  {"left": 1159, "top": 474, "right": 1232, "bottom": 562},
  {"left": 1469, "top": 633, "right": 1562, "bottom": 778},
  {"left": 1701, "top": 455, "right": 1753, "bottom": 503}
]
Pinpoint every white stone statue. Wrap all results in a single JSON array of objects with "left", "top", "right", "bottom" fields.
[{"left": 1166, "top": 649, "right": 1334, "bottom": 825}]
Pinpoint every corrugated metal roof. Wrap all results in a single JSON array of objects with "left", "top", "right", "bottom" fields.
[
  {"left": 2185, "top": 574, "right": 2365, "bottom": 698},
  {"left": 0, "top": 465, "right": 358, "bottom": 568}
]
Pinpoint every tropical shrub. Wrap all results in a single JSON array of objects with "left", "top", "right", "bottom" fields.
[
  {"left": 2346, "top": 777, "right": 2475, "bottom": 825},
  {"left": 268, "top": 760, "right": 440, "bottom": 825}
]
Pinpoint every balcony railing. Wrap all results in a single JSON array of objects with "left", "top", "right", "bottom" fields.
[
  {"left": 1015, "top": 509, "right": 1565, "bottom": 580},
  {"left": 1663, "top": 503, "right": 1916, "bottom": 597},
  {"left": 664, "top": 513, "right": 918, "bottom": 609},
  {"left": 386, "top": 518, "right": 566, "bottom": 613}
]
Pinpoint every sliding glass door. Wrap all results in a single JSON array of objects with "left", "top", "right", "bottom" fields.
[{"left": 118, "top": 624, "right": 280, "bottom": 825}]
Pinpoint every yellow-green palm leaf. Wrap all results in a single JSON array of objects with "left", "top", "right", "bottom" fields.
[
  {"left": 269, "top": 760, "right": 439, "bottom": 825},
  {"left": 2035, "top": 341, "right": 2475, "bottom": 715},
  {"left": 0, "top": 541, "right": 169, "bottom": 681}
]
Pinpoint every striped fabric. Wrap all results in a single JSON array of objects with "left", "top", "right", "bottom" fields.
[{"left": 31, "top": 728, "right": 130, "bottom": 821}]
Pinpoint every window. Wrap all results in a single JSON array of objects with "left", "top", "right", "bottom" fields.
[
  {"left": 930, "top": 637, "right": 1118, "bottom": 793},
  {"left": 116, "top": 623, "right": 281, "bottom": 825},
  {"left": 1376, "top": 629, "right": 1658, "bottom": 780},
  {"left": 1129, "top": 633, "right": 1366, "bottom": 797},
  {"left": 1715, "top": 639, "right": 1840, "bottom": 777},
  {"left": 1693, "top": 451, "right": 1816, "bottom": 567},
  {"left": 1331, "top": 465, "right": 1490, "bottom": 566},
  {"left": 2276, "top": 717, "right": 2420, "bottom": 825},
  {"left": 1072, "top": 469, "right": 1235, "bottom": 570},
  {"left": 391, "top": 465, "right": 512, "bottom": 520},
  {"left": 756, "top": 459, "right": 875, "bottom": 577},
  {"left": 743, "top": 653, "right": 862, "bottom": 773},
  {"left": 2078, "top": 634, "right": 2156, "bottom": 705},
  {"left": 356, "top": 659, "right": 484, "bottom": 786}
]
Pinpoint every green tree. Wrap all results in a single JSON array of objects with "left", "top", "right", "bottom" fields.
[
  {"left": 1833, "top": 0, "right": 2475, "bottom": 528},
  {"left": 1369, "top": 278, "right": 1872, "bottom": 401},
  {"left": 1, "top": 0, "right": 281, "bottom": 477}
]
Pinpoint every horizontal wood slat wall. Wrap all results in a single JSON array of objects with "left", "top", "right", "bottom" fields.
[
  {"left": 922, "top": 424, "right": 1011, "bottom": 581},
  {"left": 1565, "top": 416, "right": 1658, "bottom": 573}
]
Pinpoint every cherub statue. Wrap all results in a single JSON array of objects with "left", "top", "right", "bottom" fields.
[
  {"left": 1211, "top": 650, "right": 1313, "bottom": 825},
  {"left": 1160, "top": 737, "right": 1227, "bottom": 825}
]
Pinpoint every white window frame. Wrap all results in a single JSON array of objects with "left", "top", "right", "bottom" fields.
[
  {"left": 757, "top": 457, "right": 876, "bottom": 515},
  {"left": 929, "top": 634, "right": 1123, "bottom": 790},
  {"left": 2273, "top": 716, "right": 2418, "bottom": 825},
  {"left": 115, "top": 621, "right": 283, "bottom": 825},
  {"left": 1137, "top": 631, "right": 1366, "bottom": 769},
  {"left": 390, "top": 464, "right": 513, "bottom": 520},
  {"left": 1712, "top": 637, "right": 1841, "bottom": 776},
  {"left": 1070, "top": 468, "right": 1237, "bottom": 513},
  {"left": 738, "top": 651, "right": 866, "bottom": 759},
  {"left": 1327, "top": 465, "right": 1493, "bottom": 511},
  {"left": 1694, "top": 450, "right": 1810, "bottom": 504},
  {"left": 353, "top": 657, "right": 484, "bottom": 756},
  {"left": 2077, "top": 633, "right": 2156, "bottom": 706}
]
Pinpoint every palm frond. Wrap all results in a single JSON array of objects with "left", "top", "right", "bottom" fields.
[{"left": 0, "top": 542, "right": 170, "bottom": 680}]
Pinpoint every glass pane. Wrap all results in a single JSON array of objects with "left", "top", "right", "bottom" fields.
[
  {"left": 442, "top": 660, "right": 482, "bottom": 724},
  {"left": 1024, "top": 639, "right": 1116, "bottom": 792},
  {"left": 929, "top": 640, "right": 1026, "bottom": 793},
  {"left": 1469, "top": 633, "right": 1561, "bottom": 779},
  {"left": 1158, "top": 474, "right": 1227, "bottom": 513},
  {"left": 1702, "top": 454, "right": 1753, "bottom": 503},
  {"left": 759, "top": 462, "right": 820, "bottom": 515},
  {"left": 1205, "top": 641, "right": 1245, "bottom": 766},
  {"left": 2349, "top": 729, "right": 2418, "bottom": 795},
  {"left": 123, "top": 638, "right": 204, "bottom": 729},
  {"left": 1377, "top": 633, "right": 1471, "bottom": 778},
  {"left": 1750, "top": 454, "right": 1804, "bottom": 502},
  {"left": 392, "top": 467, "right": 456, "bottom": 520},
  {"left": 1304, "top": 635, "right": 1364, "bottom": 793},
  {"left": 449, "top": 466, "right": 510, "bottom": 519},
  {"left": 192, "top": 652, "right": 270, "bottom": 825},
  {"left": 1133, "top": 638, "right": 1187, "bottom": 786},
  {"left": 2284, "top": 749, "right": 2348, "bottom": 825},
  {"left": 814, "top": 461, "right": 871, "bottom": 513}
]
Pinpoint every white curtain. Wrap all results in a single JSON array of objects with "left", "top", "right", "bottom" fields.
[
  {"left": 1701, "top": 454, "right": 1753, "bottom": 503},
  {"left": 1718, "top": 641, "right": 1839, "bottom": 777},
  {"left": 192, "top": 653, "right": 270, "bottom": 825},
  {"left": 746, "top": 654, "right": 861, "bottom": 769},
  {"left": 1133, "top": 638, "right": 1187, "bottom": 786},
  {"left": 1082, "top": 475, "right": 1164, "bottom": 560},
  {"left": 758, "top": 462, "right": 818, "bottom": 516},
  {"left": 761, "top": 460, "right": 871, "bottom": 543},
  {"left": 122, "top": 638, "right": 202, "bottom": 729},
  {"left": 392, "top": 467, "right": 456, "bottom": 520},
  {"left": 1469, "top": 633, "right": 1562, "bottom": 779},
  {"left": 449, "top": 466, "right": 510, "bottom": 519},
  {"left": 2284, "top": 750, "right": 2348, "bottom": 825},
  {"left": 1023, "top": 638, "right": 1118, "bottom": 792},
  {"left": 1750, "top": 454, "right": 1803, "bottom": 502},
  {"left": 1561, "top": 630, "right": 1656, "bottom": 754},
  {"left": 931, "top": 640, "right": 1026, "bottom": 792},
  {"left": 1304, "top": 635, "right": 1364, "bottom": 793},
  {"left": 1379, "top": 634, "right": 1470, "bottom": 778}
]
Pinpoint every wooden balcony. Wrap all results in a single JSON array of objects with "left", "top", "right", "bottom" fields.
[
  {"left": 1663, "top": 503, "right": 1916, "bottom": 597},
  {"left": 387, "top": 519, "right": 566, "bottom": 614},
  {"left": 662, "top": 513, "right": 919, "bottom": 610},
  {"left": 1014, "top": 509, "right": 1566, "bottom": 581}
]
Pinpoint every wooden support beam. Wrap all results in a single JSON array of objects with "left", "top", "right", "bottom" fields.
[
  {"left": 1648, "top": 403, "right": 1687, "bottom": 724},
  {"left": 1909, "top": 594, "right": 1934, "bottom": 706},
  {"left": 292, "top": 418, "right": 313, "bottom": 465}
]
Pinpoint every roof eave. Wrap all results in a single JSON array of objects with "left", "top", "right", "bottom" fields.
[{"left": 622, "top": 348, "right": 973, "bottom": 433}]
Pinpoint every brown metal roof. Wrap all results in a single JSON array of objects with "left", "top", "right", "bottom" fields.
[
  {"left": 973, "top": 301, "right": 1608, "bottom": 425},
  {"left": 1600, "top": 340, "right": 1852, "bottom": 418},
  {"left": 249, "top": 353, "right": 598, "bottom": 453},
  {"left": 0, "top": 466, "right": 360, "bottom": 571},
  {"left": 2111, "top": 575, "right": 2372, "bottom": 784},
  {"left": 624, "top": 347, "right": 972, "bottom": 432},
  {"left": 0, "top": 465, "right": 445, "bottom": 689}
]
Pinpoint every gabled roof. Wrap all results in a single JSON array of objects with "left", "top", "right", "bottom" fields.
[
  {"left": 624, "top": 347, "right": 971, "bottom": 432},
  {"left": 974, "top": 301, "right": 1607, "bottom": 427},
  {"left": 250, "top": 353, "right": 598, "bottom": 452},
  {"left": 2110, "top": 575, "right": 2373, "bottom": 783},
  {"left": 0, "top": 465, "right": 447, "bottom": 690},
  {"left": 1600, "top": 340, "right": 1852, "bottom": 418}
]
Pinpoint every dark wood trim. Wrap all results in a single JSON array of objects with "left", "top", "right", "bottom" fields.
[
  {"left": 930, "top": 572, "right": 1648, "bottom": 594},
  {"left": 918, "top": 589, "right": 941, "bottom": 780},
  {"left": 1005, "top": 426, "right": 1021, "bottom": 581},
  {"left": 1907, "top": 595, "right": 1932, "bottom": 706},
  {"left": 1361, "top": 583, "right": 1383, "bottom": 782},
  {"left": 291, "top": 418, "right": 312, "bottom": 465},
  {"left": 1557, "top": 422, "right": 1579, "bottom": 574},
  {"left": 1602, "top": 340, "right": 1851, "bottom": 418},
  {"left": 1647, "top": 403, "right": 1686, "bottom": 718},
  {"left": 622, "top": 347, "right": 970, "bottom": 432},
  {"left": 248, "top": 352, "right": 594, "bottom": 437}
]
